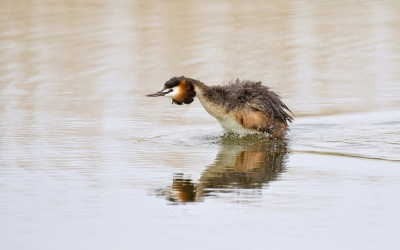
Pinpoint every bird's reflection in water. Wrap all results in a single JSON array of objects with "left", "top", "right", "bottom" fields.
[{"left": 165, "top": 139, "right": 289, "bottom": 203}]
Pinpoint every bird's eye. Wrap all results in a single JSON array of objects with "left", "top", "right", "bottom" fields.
[{"left": 169, "top": 89, "right": 173, "bottom": 92}]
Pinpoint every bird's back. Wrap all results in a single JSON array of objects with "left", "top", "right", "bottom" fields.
[{"left": 201, "top": 79, "right": 293, "bottom": 138}]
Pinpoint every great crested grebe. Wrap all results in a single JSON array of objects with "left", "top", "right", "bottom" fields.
[{"left": 146, "top": 76, "right": 293, "bottom": 139}]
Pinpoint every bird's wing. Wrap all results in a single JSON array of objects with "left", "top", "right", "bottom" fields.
[{"left": 248, "top": 93, "right": 293, "bottom": 123}]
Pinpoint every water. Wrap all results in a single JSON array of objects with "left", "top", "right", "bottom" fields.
[{"left": 1, "top": 1, "right": 400, "bottom": 249}]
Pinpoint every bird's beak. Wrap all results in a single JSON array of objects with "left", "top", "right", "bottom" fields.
[{"left": 146, "top": 89, "right": 166, "bottom": 97}]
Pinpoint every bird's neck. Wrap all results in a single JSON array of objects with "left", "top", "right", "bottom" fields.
[
  {"left": 186, "top": 78, "right": 210, "bottom": 103},
  {"left": 186, "top": 78, "right": 209, "bottom": 95},
  {"left": 186, "top": 78, "right": 226, "bottom": 118}
]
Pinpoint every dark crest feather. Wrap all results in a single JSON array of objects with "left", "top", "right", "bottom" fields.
[
  {"left": 182, "top": 79, "right": 196, "bottom": 104},
  {"left": 164, "top": 76, "right": 185, "bottom": 89}
]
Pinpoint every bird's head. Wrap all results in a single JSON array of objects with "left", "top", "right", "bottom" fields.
[{"left": 146, "top": 76, "right": 196, "bottom": 105}]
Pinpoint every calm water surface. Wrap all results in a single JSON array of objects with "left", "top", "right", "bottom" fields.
[{"left": 1, "top": 1, "right": 400, "bottom": 249}]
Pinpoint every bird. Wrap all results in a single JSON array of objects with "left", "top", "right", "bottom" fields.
[{"left": 146, "top": 76, "right": 293, "bottom": 139}]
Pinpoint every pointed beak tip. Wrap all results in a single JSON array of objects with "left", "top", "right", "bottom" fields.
[{"left": 146, "top": 91, "right": 165, "bottom": 97}]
